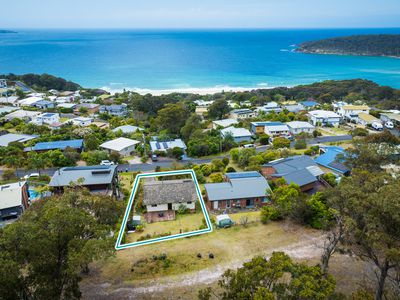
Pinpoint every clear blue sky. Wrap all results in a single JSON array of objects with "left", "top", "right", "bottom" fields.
[{"left": 2, "top": 0, "right": 400, "bottom": 29}]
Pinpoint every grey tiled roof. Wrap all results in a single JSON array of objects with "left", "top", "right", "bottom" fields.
[
  {"left": 49, "top": 165, "right": 117, "bottom": 187},
  {"left": 143, "top": 179, "right": 197, "bottom": 205}
]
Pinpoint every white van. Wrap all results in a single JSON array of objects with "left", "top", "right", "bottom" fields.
[
  {"left": 385, "top": 121, "right": 394, "bottom": 129},
  {"left": 372, "top": 122, "right": 383, "bottom": 131}
]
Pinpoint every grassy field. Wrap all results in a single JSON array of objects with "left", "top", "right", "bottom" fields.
[
  {"left": 87, "top": 216, "right": 319, "bottom": 285},
  {"left": 126, "top": 212, "right": 206, "bottom": 243}
]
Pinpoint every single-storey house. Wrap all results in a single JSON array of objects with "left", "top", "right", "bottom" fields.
[
  {"left": 100, "top": 137, "right": 140, "bottom": 156},
  {"left": 286, "top": 121, "right": 315, "bottom": 135},
  {"left": 31, "top": 112, "right": 60, "bottom": 125},
  {"left": 300, "top": 101, "right": 319, "bottom": 109},
  {"left": 0, "top": 106, "right": 19, "bottom": 115},
  {"left": 4, "top": 109, "right": 41, "bottom": 121},
  {"left": 250, "top": 121, "right": 280, "bottom": 135},
  {"left": 283, "top": 103, "right": 305, "bottom": 113},
  {"left": 264, "top": 122, "right": 290, "bottom": 137},
  {"left": 0, "top": 181, "right": 29, "bottom": 223},
  {"left": 357, "top": 113, "right": 379, "bottom": 126},
  {"left": 68, "top": 117, "right": 93, "bottom": 127},
  {"left": 49, "top": 165, "right": 120, "bottom": 197},
  {"left": 204, "top": 171, "right": 270, "bottom": 210},
  {"left": 308, "top": 110, "right": 342, "bottom": 127},
  {"left": 99, "top": 104, "right": 128, "bottom": 116},
  {"left": 0, "top": 96, "right": 19, "bottom": 106},
  {"left": 112, "top": 125, "right": 144, "bottom": 134},
  {"left": 220, "top": 126, "right": 252, "bottom": 143},
  {"left": 255, "top": 102, "right": 282, "bottom": 115},
  {"left": 337, "top": 105, "right": 370, "bottom": 122},
  {"left": 380, "top": 113, "right": 400, "bottom": 127},
  {"left": 31, "top": 100, "right": 55, "bottom": 110},
  {"left": 314, "top": 146, "right": 351, "bottom": 176},
  {"left": 212, "top": 119, "right": 239, "bottom": 129},
  {"left": 0, "top": 133, "right": 38, "bottom": 147},
  {"left": 57, "top": 103, "right": 77, "bottom": 110},
  {"left": 24, "top": 139, "right": 84, "bottom": 152},
  {"left": 17, "top": 96, "right": 44, "bottom": 107},
  {"left": 230, "top": 109, "right": 255, "bottom": 119},
  {"left": 143, "top": 179, "right": 197, "bottom": 222},
  {"left": 261, "top": 156, "right": 325, "bottom": 192},
  {"left": 150, "top": 139, "right": 187, "bottom": 153},
  {"left": 74, "top": 103, "right": 100, "bottom": 115}
]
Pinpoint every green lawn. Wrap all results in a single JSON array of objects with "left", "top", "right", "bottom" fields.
[{"left": 127, "top": 212, "right": 206, "bottom": 243}]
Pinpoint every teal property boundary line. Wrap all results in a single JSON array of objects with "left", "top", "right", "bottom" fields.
[{"left": 115, "top": 169, "right": 213, "bottom": 250}]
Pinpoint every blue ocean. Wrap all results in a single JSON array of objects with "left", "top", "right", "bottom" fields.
[{"left": 1, "top": 28, "right": 400, "bottom": 92}]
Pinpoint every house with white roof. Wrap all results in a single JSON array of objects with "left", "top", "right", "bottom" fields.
[
  {"left": 255, "top": 102, "right": 282, "bottom": 115},
  {"left": 308, "top": 110, "right": 342, "bottom": 127},
  {"left": 220, "top": 126, "right": 253, "bottom": 143},
  {"left": 0, "top": 181, "right": 29, "bottom": 224},
  {"left": 31, "top": 113, "right": 60, "bottom": 126},
  {"left": 112, "top": 125, "right": 144, "bottom": 134},
  {"left": 3, "top": 110, "right": 41, "bottom": 121},
  {"left": 212, "top": 119, "right": 239, "bottom": 129},
  {"left": 100, "top": 137, "right": 140, "bottom": 156},
  {"left": 286, "top": 121, "right": 315, "bottom": 135},
  {"left": 150, "top": 139, "right": 187, "bottom": 153},
  {"left": 264, "top": 122, "right": 290, "bottom": 137},
  {"left": 18, "top": 96, "right": 44, "bottom": 107},
  {"left": 0, "top": 96, "right": 19, "bottom": 106},
  {"left": 0, "top": 133, "right": 38, "bottom": 147},
  {"left": 67, "top": 117, "right": 93, "bottom": 127},
  {"left": 337, "top": 105, "right": 370, "bottom": 122}
]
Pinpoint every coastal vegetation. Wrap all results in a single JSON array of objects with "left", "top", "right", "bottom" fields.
[
  {"left": 297, "top": 34, "right": 400, "bottom": 58},
  {"left": 1, "top": 73, "right": 81, "bottom": 91}
]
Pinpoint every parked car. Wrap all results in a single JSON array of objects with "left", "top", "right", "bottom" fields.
[
  {"left": 22, "top": 173, "right": 40, "bottom": 180},
  {"left": 385, "top": 121, "right": 394, "bottom": 129},
  {"left": 100, "top": 160, "right": 114, "bottom": 166},
  {"left": 151, "top": 154, "right": 158, "bottom": 162},
  {"left": 242, "top": 143, "right": 255, "bottom": 148},
  {"left": 372, "top": 121, "right": 384, "bottom": 131}
]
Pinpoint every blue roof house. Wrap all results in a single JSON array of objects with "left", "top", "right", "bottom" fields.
[
  {"left": 25, "top": 139, "right": 84, "bottom": 152},
  {"left": 314, "top": 146, "right": 351, "bottom": 175}
]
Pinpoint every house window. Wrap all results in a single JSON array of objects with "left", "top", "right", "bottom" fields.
[
  {"left": 151, "top": 204, "right": 157, "bottom": 207},
  {"left": 226, "top": 200, "right": 231, "bottom": 208},
  {"left": 187, "top": 201, "right": 192, "bottom": 204}
]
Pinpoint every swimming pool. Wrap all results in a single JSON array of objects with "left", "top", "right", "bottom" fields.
[{"left": 28, "top": 189, "right": 40, "bottom": 201}]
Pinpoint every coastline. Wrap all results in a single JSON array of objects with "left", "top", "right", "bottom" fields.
[
  {"left": 101, "top": 85, "right": 278, "bottom": 96},
  {"left": 296, "top": 49, "right": 400, "bottom": 59}
]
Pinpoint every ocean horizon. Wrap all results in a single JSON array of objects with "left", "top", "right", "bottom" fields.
[{"left": 1, "top": 28, "right": 400, "bottom": 93}]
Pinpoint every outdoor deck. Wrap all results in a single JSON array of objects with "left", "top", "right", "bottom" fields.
[{"left": 145, "top": 210, "right": 176, "bottom": 223}]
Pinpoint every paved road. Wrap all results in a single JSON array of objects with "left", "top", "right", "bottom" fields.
[{"left": 3, "top": 135, "right": 353, "bottom": 178}]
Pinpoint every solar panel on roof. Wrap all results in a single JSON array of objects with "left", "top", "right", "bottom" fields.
[
  {"left": 155, "top": 142, "right": 160, "bottom": 150},
  {"left": 226, "top": 172, "right": 261, "bottom": 179},
  {"left": 162, "top": 142, "right": 168, "bottom": 149}
]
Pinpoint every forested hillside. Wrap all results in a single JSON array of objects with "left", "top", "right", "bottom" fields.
[{"left": 297, "top": 34, "right": 400, "bottom": 57}]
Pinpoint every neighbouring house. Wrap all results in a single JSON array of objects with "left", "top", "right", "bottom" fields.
[
  {"left": 194, "top": 100, "right": 214, "bottom": 106},
  {"left": 195, "top": 105, "right": 208, "bottom": 117},
  {"left": 220, "top": 126, "right": 253, "bottom": 143},
  {"left": 0, "top": 96, "right": 19, "bottom": 106},
  {"left": 49, "top": 165, "right": 120, "bottom": 197},
  {"left": 67, "top": 117, "right": 93, "bottom": 127},
  {"left": 357, "top": 113, "right": 379, "bottom": 126},
  {"left": 17, "top": 96, "right": 44, "bottom": 107},
  {"left": 204, "top": 171, "right": 271, "bottom": 211},
  {"left": 57, "top": 103, "right": 77, "bottom": 110},
  {"left": 31, "top": 99, "right": 55, "bottom": 109},
  {"left": 150, "top": 139, "right": 187, "bottom": 153},
  {"left": 300, "top": 101, "right": 319, "bottom": 109},
  {"left": 99, "top": 104, "right": 128, "bottom": 116},
  {"left": 0, "top": 181, "right": 29, "bottom": 224},
  {"left": 0, "top": 133, "right": 38, "bottom": 147},
  {"left": 74, "top": 103, "right": 100, "bottom": 115},
  {"left": 283, "top": 103, "right": 305, "bottom": 113},
  {"left": 100, "top": 137, "right": 140, "bottom": 156},
  {"left": 212, "top": 119, "right": 239, "bottom": 129},
  {"left": 112, "top": 125, "right": 144, "bottom": 134},
  {"left": 31, "top": 112, "right": 60, "bottom": 125},
  {"left": 4, "top": 109, "right": 41, "bottom": 121},
  {"left": 143, "top": 179, "right": 197, "bottom": 223},
  {"left": 337, "top": 105, "right": 370, "bottom": 122},
  {"left": 314, "top": 146, "right": 351, "bottom": 176},
  {"left": 24, "top": 139, "right": 84, "bottom": 152},
  {"left": 308, "top": 110, "right": 342, "bottom": 127},
  {"left": 255, "top": 102, "right": 282, "bottom": 115},
  {"left": 230, "top": 109, "right": 255, "bottom": 119},
  {"left": 261, "top": 156, "right": 325, "bottom": 192},
  {"left": 380, "top": 113, "right": 400, "bottom": 127},
  {"left": 0, "top": 106, "right": 19, "bottom": 115},
  {"left": 332, "top": 101, "right": 348, "bottom": 113},
  {"left": 92, "top": 121, "right": 110, "bottom": 129},
  {"left": 250, "top": 121, "right": 280, "bottom": 135},
  {"left": 286, "top": 121, "right": 315, "bottom": 135},
  {"left": 264, "top": 122, "right": 290, "bottom": 137}
]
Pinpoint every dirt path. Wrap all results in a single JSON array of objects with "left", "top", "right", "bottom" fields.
[{"left": 82, "top": 234, "right": 324, "bottom": 299}]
